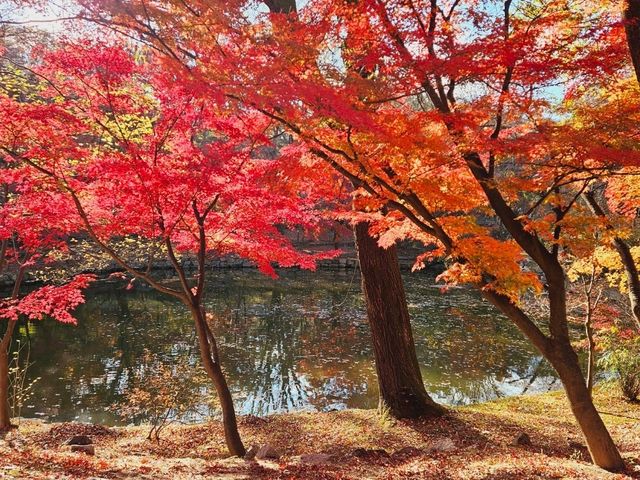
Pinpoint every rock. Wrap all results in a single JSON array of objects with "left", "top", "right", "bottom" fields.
[
  {"left": 513, "top": 432, "right": 532, "bottom": 447},
  {"left": 244, "top": 445, "right": 259, "bottom": 460},
  {"left": 393, "top": 446, "right": 423, "bottom": 457},
  {"left": 352, "top": 448, "right": 367, "bottom": 458},
  {"left": 429, "top": 437, "right": 456, "bottom": 453},
  {"left": 255, "top": 444, "right": 279, "bottom": 460},
  {"left": 300, "top": 453, "right": 334, "bottom": 465},
  {"left": 66, "top": 435, "right": 93, "bottom": 446},
  {"left": 241, "top": 415, "right": 267, "bottom": 426},
  {"left": 71, "top": 444, "right": 95, "bottom": 455},
  {"left": 352, "top": 448, "right": 390, "bottom": 459}
]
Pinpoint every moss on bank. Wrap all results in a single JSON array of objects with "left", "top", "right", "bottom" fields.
[{"left": 1, "top": 386, "right": 639, "bottom": 479}]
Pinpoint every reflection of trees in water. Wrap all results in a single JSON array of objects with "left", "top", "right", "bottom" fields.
[
  {"left": 408, "top": 284, "right": 558, "bottom": 405},
  {"left": 207, "top": 274, "right": 375, "bottom": 415},
  {"left": 12, "top": 270, "right": 560, "bottom": 424},
  {"left": 14, "top": 286, "right": 193, "bottom": 424},
  {"left": 223, "top": 286, "right": 312, "bottom": 415}
]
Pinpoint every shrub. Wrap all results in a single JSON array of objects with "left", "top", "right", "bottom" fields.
[
  {"left": 8, "top": 339, "right": 40, "bottom": 424},
  {"left": 598, "top": 333, "right": 640, "bottom": 402},
  {"left": 113, "top": 350, "right": 214, "bottom": 441}
]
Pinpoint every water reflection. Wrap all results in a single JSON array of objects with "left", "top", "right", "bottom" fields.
[{"left": 10, "top": 269, "right": 558, "bottom": 424}]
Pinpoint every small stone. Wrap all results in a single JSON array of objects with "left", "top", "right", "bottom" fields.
[
  {"left": 352, "top": 448, "right": 367, "bottom": 458},
  {"left": 241, "top": 415, "right": 267, "bottom": 426},
  {"left": 71, "top": 444, "right": 95, "bottom": 455},
  {"left": 300, "top": 453, "right": 334, "bottom": 465},
  {"left": 513, "top": 432, "right": 532, "bottom": 447},
  {"left": 66, "top": 435, "right": 93, "bottom": 446},
  {"left": 394, "top": 447, "right": 423, "bottom": 457},
  {"left": 255, "top": 444, "right": 279, "bottom": 460},
  {"left": 429, "top": 437, "right": 456, "bottom": 453},
  {"left": 244, "top": 445, "right": 259, "bottom": 460},
  {"left": 352, "top": 448, "right": 390, "bottom": 459}
]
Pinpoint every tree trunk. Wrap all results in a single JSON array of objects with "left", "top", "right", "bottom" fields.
[
  {"left": 550, "top": 343, "right": 624, "bottom": 471},
  {"left": 263, "top": 0, "right": 442, "bottom": 420},
  {"left": 585, "top": 315, "right": 596, "bottom": 397},
  {"left": 0, "top": 319, "right": 18, "bottom": 431},
  {"left": 612, "top": 236, "right": 640, "bottom": 330},
  {"left": 191, "top": 305, "right": 245, "bottom": 456},
  {"left": 264, "top": 0, "right": 296, "bottom": 13},
  {"left": 624, "top": 0, "right": 640, "bottom": 84},
  {"left": 583, "top": 191, "right": 640, "bottom": 330},
  {"left": 1, "top": 268, "right": 23, "bottom": 431},
  {"left": 354, "top": 222, "right": 444, "bottom": 418},
  {"left": 0, "top": 349, "right": 11, "bottom": 430},
  {"left": 482, "top": 283, "right": 624, "bottom": 471}
]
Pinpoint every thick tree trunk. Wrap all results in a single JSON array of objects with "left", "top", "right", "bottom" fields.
[
  {"left": 624, "top": 0, "right": 640, "bottom": 84},
  {"left": 355, "top": 222, "right": 444, "bottom": 418},
  {"left": 264, "top": 0, "right": 442, "bottom": 419},
  {"left": 583, "top": 191, "right": 640, "bottom": 330},
  {"left": 550, "top": 344, "right": 624, "bottom": 471},
  {"left": 191, "top": 305, "right": 245, "bottom": 456}
]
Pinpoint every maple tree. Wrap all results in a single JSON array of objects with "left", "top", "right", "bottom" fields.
[
  {"left": 82, "top": 0, "right": 447, "bottom": 420},
  {"left": 567, "top": 28, "right": 640, "bottom": 330},
  {"left": 0, "top": 140, "right": 93, "bottom": 431},
  {"left": 588, "top": 0, "right": 640, "bottom": 330},
  {"left": 0, "top": 0, "right": 639, "bottom": 471},
  {"left": 0, "top": 39, "right": 94, "bottom": 431},
  {"left": 0, "top": 39, "right": 340, "bottom": 454},
  {"left": 73, "top": 0, "right": 640, "bottom": 470}
]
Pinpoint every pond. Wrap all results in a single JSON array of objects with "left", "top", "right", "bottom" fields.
[{"left": 9, "top": 269, "right": 560, "bottom": 425}]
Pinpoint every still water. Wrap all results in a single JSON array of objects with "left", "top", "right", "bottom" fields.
[{"left": 11, "top": 269, "right": 559, "bottom": 425}]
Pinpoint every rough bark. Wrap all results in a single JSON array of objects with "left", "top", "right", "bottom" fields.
[
  {"left": 0, "top": 319, "right": 16, "bottom": 430},
  {"left": 264, "top": 0, "right": 443, "bottom": 419},
  {"left": 355, "top": 222, "right": 444, "bottom": 418},
  {"left": 0, "top": 321, "right": 16, "bottom": 431},
  {"left": 583, "top": 191, "right": 640, "bottom": 331},
  {"left": 624, "top": 0, "right": 640, "bottom": 84},
  {"left": 191, "top": 305, "right": 245, "bottom": 456}
]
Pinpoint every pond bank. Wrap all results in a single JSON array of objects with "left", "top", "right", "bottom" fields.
[
  {"left": 1, "top": 386, "right": 639, "bottom": 479},
  {"left": 7, "top": 269, "right": 555, "bottom": 424},
  {"left": 0, "top": 239, "right": 439, "bottom": 289}
]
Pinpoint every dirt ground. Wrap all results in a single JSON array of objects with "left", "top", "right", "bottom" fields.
[{"left": 1, "top": 387, "right": 639, "bottom": 479}]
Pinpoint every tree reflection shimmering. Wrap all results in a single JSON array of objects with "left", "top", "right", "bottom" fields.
[{"left": 12, "top": 269, "right": 558, "bottom": 425}]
